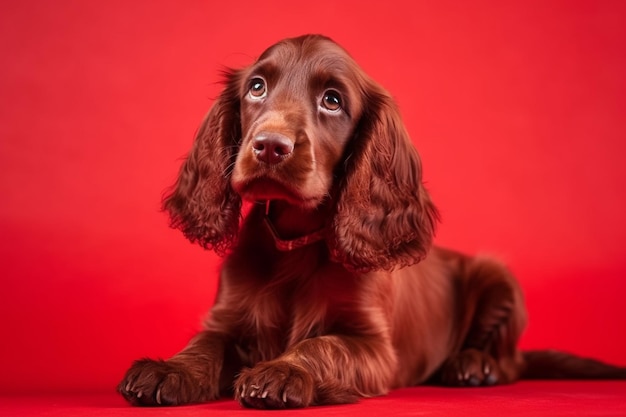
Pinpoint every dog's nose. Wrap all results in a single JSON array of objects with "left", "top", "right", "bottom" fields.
[{"left": 252, "top": 132, "right": 294, "bottom": 165}]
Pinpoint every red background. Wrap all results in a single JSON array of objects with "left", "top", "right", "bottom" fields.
[{"left": 1, "top": 0, "right": 625, "bottom": 395}]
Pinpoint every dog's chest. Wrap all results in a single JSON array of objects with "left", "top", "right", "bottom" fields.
[{"left": 234, "top": 255, "right": 357, "bottom": 364}]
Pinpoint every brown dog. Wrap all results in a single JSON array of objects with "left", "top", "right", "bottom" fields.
[{"left": 119, "top": 34, "right": 626, "bottom": 409}]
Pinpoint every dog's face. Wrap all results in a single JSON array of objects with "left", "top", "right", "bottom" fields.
[{"left": 231, "top": 37, "right": 365, "bottom": 208}]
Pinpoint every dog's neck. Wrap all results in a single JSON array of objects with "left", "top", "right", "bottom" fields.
[{"left": 263, "top": 200, "right": 327, "bottom": 251}]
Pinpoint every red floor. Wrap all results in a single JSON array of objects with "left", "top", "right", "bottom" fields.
[{"left": 2, "top": 381, "right": 625, "bottom": 417}]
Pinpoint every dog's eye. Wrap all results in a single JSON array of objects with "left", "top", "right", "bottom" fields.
[
  {"left": 321, "top": 91, "right": 342, "bottom": 112},
  {"left": 249, "top": 78, "right": 267, "bottom": 99}
]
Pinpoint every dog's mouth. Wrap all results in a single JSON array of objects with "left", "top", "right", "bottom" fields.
[{"left": 232, "top": 177, "right": 320, "bottom": 207}]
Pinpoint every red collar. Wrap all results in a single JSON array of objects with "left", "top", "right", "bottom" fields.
[{"left": 263, "top": 201, "right": 326, "bottom": 251}]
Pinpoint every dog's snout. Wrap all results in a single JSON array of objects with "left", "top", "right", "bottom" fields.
[{"left": 252, "top": 132, "right": 294, "bottom": 165}]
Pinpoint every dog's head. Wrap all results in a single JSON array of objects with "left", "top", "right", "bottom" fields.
[{"left": 163, "top": 35, "right": 438, "bottom": 271}]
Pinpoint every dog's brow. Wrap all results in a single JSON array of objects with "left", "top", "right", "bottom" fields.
[
  {"left": 250, "top": 60, "right": 280, "bottom": 82},
  {"left": 309, "top": 70, "right": 348, "bottom": 92}
]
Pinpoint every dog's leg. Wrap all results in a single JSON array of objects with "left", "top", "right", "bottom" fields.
[
  {"left": 439, "top": 258, "right": 526, "bottom": 387},
  {"left": 118, "top": 331, "right": 232, "bottom": 406},
  {"left": 234, "top": 334, "right": 396, "bottom": 409}
]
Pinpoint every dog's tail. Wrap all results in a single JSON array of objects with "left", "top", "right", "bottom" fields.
[{"left": 522, "top": 350, "right": 626, "bottom": 379}]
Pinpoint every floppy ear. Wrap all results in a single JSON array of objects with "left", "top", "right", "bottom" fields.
[
  {"left": 330, "top": 88, "right": 439, "bottom": 272},
  {"left": 162, "top": 70, "right": 243, "bottom": 255}
]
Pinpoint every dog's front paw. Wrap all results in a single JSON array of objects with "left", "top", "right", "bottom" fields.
[
  {"left": 440, "top": 349, "right": 500, "bottom": 387},
  {"left": 118, "top": 358, "right": 210, "bottom": 406},
  {"left": 235, "top": 361, "right": 314, "bottom": 409}
]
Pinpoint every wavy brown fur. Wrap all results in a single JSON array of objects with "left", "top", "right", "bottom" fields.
[{"left": 162, "top": 70, "right": 243, "bottom": 255}]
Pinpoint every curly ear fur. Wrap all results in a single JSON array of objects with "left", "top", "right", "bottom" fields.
[
  {"left": 331, "top": 87, "right": 439, "bottom": 272},
  {"left": 162, "top": 70, "right": 243, "bottom": 255}
]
